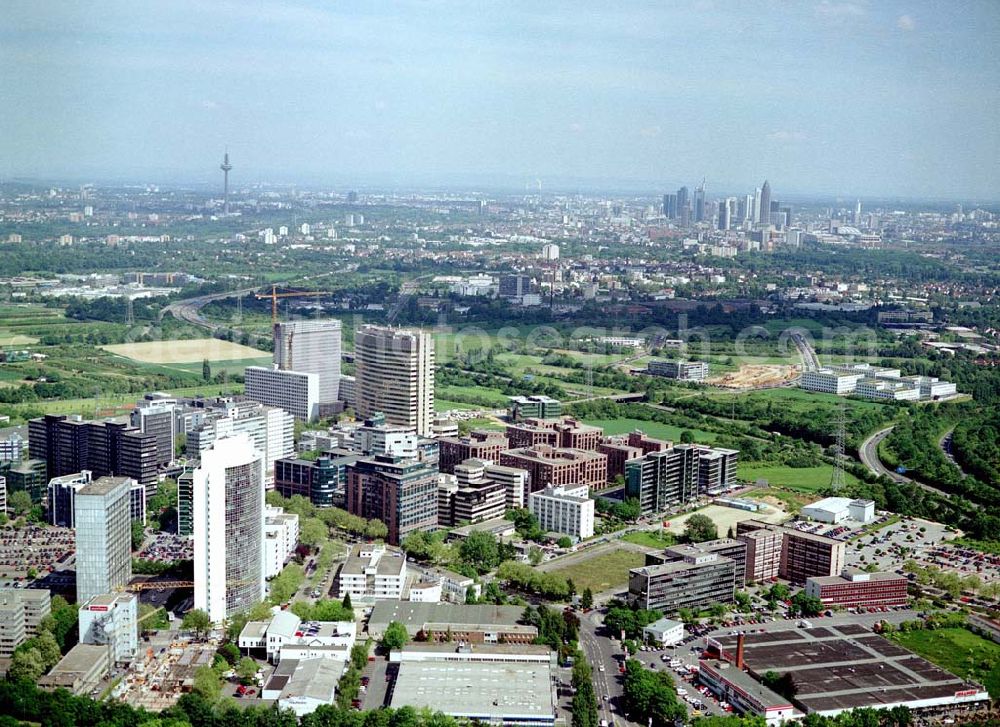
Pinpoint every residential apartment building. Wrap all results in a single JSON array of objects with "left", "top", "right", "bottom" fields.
[
  {"left": 337, "top": 544, "right": 407, "bottom": 600},
  {"left": 354, "top": 326, "right": 435, "bottom": 436},
  {"left": 499, "top": 445, "right": 607, "bottom": 493},
  {"left": 528, "top": 484, "right": 595, "bottom": 539},
  {"left": 265, "top": 505, "right": 300, "bottom": 579},
  {"left": 346, "top": 452, "right": 438, "bottom": 545},
  {"left": 437, "top": 430, "right": 509, "bottom": 474},
  {"left": 804, "top": 569, "right": 908, "bottom": 609},
  {"left": 597, "top": 441, "right": 643, "bottom": 482},
  {"left": 244, "top": 365, "right": 320, "bottom": 422},
  {"left": 75, "top": 476, "right": 133, "bottom": 603}
]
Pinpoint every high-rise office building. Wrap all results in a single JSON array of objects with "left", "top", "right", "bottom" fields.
[
  {"left": 75, "top": 476, "right": 133, "bottom": 604},
  {"left": 693, "top": 184, "right": 706, "bottom": 223},
  {"left": 676, "top": 186, "right": 689, "bottom": 222},
  {"left": 355, "top": 326, "right": 435, "bottom": 436},
  {"left": 48, "top": 470, "right": 93, "bottom": 527},
  {"left": 718, "top": 198, "right": 735, "bottom": 230},
  {"left": 273, "top": 320, "right": 343, "bottom": 406},
  {"left": 130, "top": 402, "right": 176, "bottom": 468},
  {"left": 758, "top": 180, "right": 771, "bottom": 226},
  {"left": 244, "top": 366, "right": 320, "bottom": 422},
  {"left": 193, "top": 435, "right": 266, "bottom": 623},
  {"left": 346, "top": 451, "right": 438, "bottom": 545},
  {"left": 28, "top": 415, "right": 157, "bottom": 500},
  {"left": 626, "top": 444, "right": 739, "bottom": 515}
]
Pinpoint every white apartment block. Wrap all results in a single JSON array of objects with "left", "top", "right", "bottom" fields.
[
  {"left": 337, "top": 544, "right": 407, "bottom": 600},
  {"left": 244, "top": 365, "right": 320, "bottom": 422},
  {"left": 354, "top": 326, "right": 435, "bottom": 436},
  {"left": 528, "top": 484, "right": 595, "bottom": 539},
  {"left": 0, "top": 588, "right": 51, "bottom": 658},
  {"left": 484, "top": 463, "right": 529, "bottom": 510},
  {"left": 78, "top": 592, "right": 138, "bottom": 664},
  {"left": 189, "top": 403, "right": 294, "bottom": 487},
  {"left": 265, "top": 505, "right": 300, "bottom": 579}
]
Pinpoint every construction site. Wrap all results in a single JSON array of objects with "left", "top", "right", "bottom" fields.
[
  {"left": 119, "top": 639, "right": 217, "bottom": 711},
  {"left": 706, "top": 364, "right": 800, "bottom": 390}
]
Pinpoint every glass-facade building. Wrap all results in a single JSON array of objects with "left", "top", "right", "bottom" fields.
[{"left": 75, "top": 476, "right": 133, "bottom": 604}]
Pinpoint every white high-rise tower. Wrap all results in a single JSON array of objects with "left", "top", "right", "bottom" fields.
[
  {"left": 273, "top": 319, "right": 342, "bottom": 405},
  {"left": 193, "top": 435, "right": 265, "bottom": 623},
  {"left": 355, "top": 325, "right": 435, "bottom": 436}
]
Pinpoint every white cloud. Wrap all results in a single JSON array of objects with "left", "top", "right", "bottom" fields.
[
  {"left": 815, "top": 1, "right": 865, "bottom": 19},
  {"left": 639, "top": 125, "right": 662, "bottom": 138},
  {"left": 896, "top": 14, "right": 916, "bottom": 31},
  {"left": 569, "top": 122, "right": 585, "bottom": 133},
  {"left": 767, "top": 130, "right": 808, "bottom": 142},
  {"left": 200, "top": 100, "right": 220, "bottom": 110}
]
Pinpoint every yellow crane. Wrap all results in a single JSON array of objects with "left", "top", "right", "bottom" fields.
[{"left": 254, "top": 284, "right": 329, "bottom": 324}]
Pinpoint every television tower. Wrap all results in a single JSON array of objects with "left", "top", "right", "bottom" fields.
[{"left": 219, "top": 150, "right": 232, "bottom": 215}]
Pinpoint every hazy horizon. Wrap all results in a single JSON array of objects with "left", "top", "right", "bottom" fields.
[{"left": 2, "top": 1, "right": 998, "bottom": 200}]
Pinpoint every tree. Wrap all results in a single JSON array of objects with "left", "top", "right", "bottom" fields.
[
  {"left": 680, "top": 430, "right": 695, "bottom": 444},
  {"left": 236, "top": 656, "right": 259, "bottom": 684},
  {"left": 216, "top": 642, "right": 240, "bottom": 665},
  {"left": 34, "top": 631, "right": 61, "bottom": 669},
  {"left": 566, "top": 578, "right": 576, "bottom": 597},
  {"left": 766, "top": 583, "right": 791, "bottom": 604},
  {"left": 684, "top": 513, "right": 718, "bottom": 543},
  {"left": 202, "top": 359, "right": 211, "bottom": 381},
  {"left": 733, "top": 590, "right": 752, "bottom": 612},
  {"left": 342, "top": 592, "right": 352, "bottom": 610},
  {"left": 192, "top": 664, "right": 221, "bottom": 702},
  {"left": 380, "top": 621, "right": 409, "bottom": 651},
  {"left": 9, "top": 490, "right": 32, "bottom": 517},
  {"left": 581, "top": 587, "right": 594, "bottom": 610},
  {"left": 131, "top": 520, "right": 145, "bottom": 551},
  {"left": 557, "top": 536, "right": 573, "bottom": 549},
  {"left": 181, "top": 609, "right": 213, "bottom": 639},
  {"left": 528, "top": 545, "right": 544, "bottom": 566},
  {"left": 459, "top": 531, "right": 500, "bottom": 573},
  {"left": 8, "top": 647, "right": 46, "bottom": 681},
  {"left": 298, "top": 517, "right": 328, "bottom": 548},
  {"left": 465, "top": 586, "right": 478, "bottom": 604},
  {"left": 790, "top": 591, "right": 823, "bottom": 617}
]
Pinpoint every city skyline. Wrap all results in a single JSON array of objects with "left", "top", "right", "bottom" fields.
[{"left": 1, "top": 2, "right": 998, "bottom": 199}]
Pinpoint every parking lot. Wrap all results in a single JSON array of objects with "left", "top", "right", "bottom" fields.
[
  {"left": 0, "top": 523, "right": 74, "bottom": 580},
  {"left": 137, "top": 532, "right": 193, "bottom": 563}
]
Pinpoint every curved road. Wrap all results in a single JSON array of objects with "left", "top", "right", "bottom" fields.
[
  {"left": 858, "top": 426, "right": 950, "bottom": 496},
  {"left": 938, "top": 427, "right": 969, "bottom": 479},
  {"left": 160, "top": 287, "right": 259, "bottom": 333}
]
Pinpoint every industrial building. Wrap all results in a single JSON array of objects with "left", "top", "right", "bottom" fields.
[
  {"left": 388, "top": 644, "right": 556, "bottom": 727},
  {"left": 38, "top": 643, "right": 110, "bottom": 696},
  {"left": 267, "top": 657, "right": 341, "bottom": 717},
  {"left": 706, "top": 625, "right": 990, "bottom": 718},
  {"left": 801, "top": 497, "right": 875, "bottom": 524},
  {"left": 368, "top": 602, "right": 537, "bottom": 643},
  {"left": 699, "top": 659, "right": 799, "bottom": 726}
]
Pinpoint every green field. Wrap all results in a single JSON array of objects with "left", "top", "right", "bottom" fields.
[
  {"left": 703, "top": 386, "right": 888, "bottom": 412},
  {"left": 891, "top": 627, "right": 1000, "bottom": 699},
  {"left": 131, "top": 355, "right": 272, "bottom": 377},
  {"left": 549, "top": 549, "right": 646, "bottom": 594},
  {"left": 621, "top": 530, "right": 676, "bottom": 549},
  {"left": 436, "top": 384, "right": 510, "bottom": 407},
  {"left": 583, "top": 418, "right": 718, "bottom": 444},
  {"left": 738, "top": 463, "right": 859, "bottom": 491}
]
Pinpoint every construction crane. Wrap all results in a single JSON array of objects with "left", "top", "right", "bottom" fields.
[{"left": 255, "top": 284, "right": 329, "bottom": 324}]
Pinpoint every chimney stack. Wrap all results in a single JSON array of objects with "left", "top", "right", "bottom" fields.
[{"left": 736, "top": 633, "right": 745, "bottom": 669}]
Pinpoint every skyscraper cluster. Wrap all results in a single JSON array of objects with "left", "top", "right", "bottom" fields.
[{"left": 663, "top": 179, "right": 789, "bottom": 231}]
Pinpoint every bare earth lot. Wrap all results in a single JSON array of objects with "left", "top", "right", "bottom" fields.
[{"left": 103, "top": 338, "right": 269, "bottom": 363}]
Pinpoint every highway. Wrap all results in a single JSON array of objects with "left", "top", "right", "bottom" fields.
[
  {"left": 790, "top": 332, "right": 820, "bottom": 372},
  {"left": 858, "top": 426, "right": 950, "bottom": 496},
  {"left": 160, "top": 287, "right": 259, "bottom": 333}
]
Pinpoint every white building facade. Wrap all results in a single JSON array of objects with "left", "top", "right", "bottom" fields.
[{"left": 528, "top": 484, "right": 595, "bottom": 539}]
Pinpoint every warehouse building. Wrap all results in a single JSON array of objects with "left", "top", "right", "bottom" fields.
[
  {"left": 368, "top": 602, "right": 536, "bottom": 644},
  {"left": 801, "top": 497, "right": 875, "bottom": 524}
]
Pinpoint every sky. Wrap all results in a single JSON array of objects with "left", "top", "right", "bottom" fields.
[{"left": 1, "top": 1, "right": 999, "bottom": 200}]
